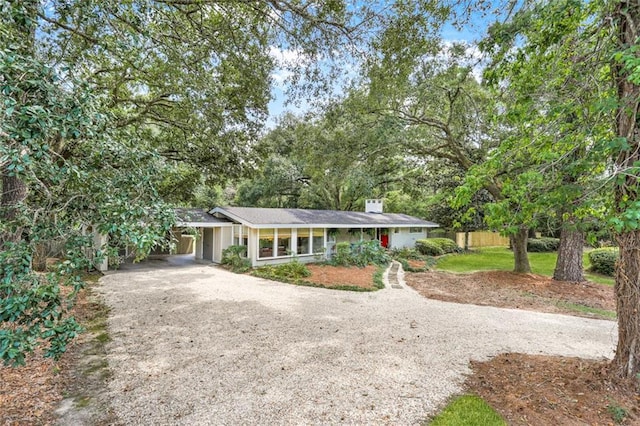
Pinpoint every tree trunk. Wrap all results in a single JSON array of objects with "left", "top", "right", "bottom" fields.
[
  {"left": 553, "top": 225, "right": 584, "bottom": 282},
  {"left": 0, "top": 172, "right": 28, "bottom": 245},
  {"left": 613, "top": 231, "right": 640, "bottom": 378},
  {"left": 510, "top": 226, "right": 531, "bottom": 273},
  {"left": 610, "top": 0, "right": 640, "bottom": 379}
]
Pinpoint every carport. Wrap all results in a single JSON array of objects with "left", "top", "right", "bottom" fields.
[{"left": 174, "top": 208, "right": 233, "bottom": 263}]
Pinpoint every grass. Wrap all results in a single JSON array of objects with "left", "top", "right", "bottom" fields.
[
  {"left": 557, "top": 302, "right": 617, "bottom": 319},
  {"left": 428, "top": 395, "right": 506, "bottom": 425},
  {"left": 435, "top": 247, "right": 614, "bottom": 286}
]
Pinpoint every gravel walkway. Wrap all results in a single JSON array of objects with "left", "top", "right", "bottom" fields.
[{"left": 98, "top": 260, "right": 617, "bottom": 425}]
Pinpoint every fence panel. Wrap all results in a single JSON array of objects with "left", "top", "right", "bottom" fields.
[{"left": 456, "top": 231, "right": 510, "bottom": 248}]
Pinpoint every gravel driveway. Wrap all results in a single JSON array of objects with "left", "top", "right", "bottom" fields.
[{"left": 98, "top": 260, "right": 616, "bottom": 425}]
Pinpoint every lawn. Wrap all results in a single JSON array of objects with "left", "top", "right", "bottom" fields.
[{"left": 435, "top": 247, "right": 614, "bottom": 286}]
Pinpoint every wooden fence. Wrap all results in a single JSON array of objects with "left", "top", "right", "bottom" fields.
[{"left": 456, "top": 231, "right": 510, "bottom": 249}]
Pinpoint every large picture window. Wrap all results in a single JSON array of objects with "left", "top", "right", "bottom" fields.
[
  {"left": 259, "top": 228, "right": 274, "bottom": 258},
  {"left": 297, "top": 228, "right": 310, "bottom": 255},
  {"left": 278, "top": 228, "right": 292, "bottom": 256},
  {"left": 312, "top": 229, "right": 324, "bottom": 253}
]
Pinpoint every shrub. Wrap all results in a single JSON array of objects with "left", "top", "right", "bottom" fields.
[
  {"left": 431, "top": 238, "right": 462, "bottom": 254},
  {"left": 330, "top": 240, "right": 391, "bottom": 267},
  {"left": 527, "top": 237, "right": 560, "bottom": 252},
  {"left": 254, "top": 260, "right": 311, "bottom": 280},
  {"left": 415, "top": 238, "right": 460, "bottom": 256},
  {"left": 588, "top": 247, "right": 618, "bottom": 276},
  {"left": 391, "top": 247, "right": 423, "bottom": 260},
  {"left": 221, "top": 245, "right": 251, "bottom": 273},
  {"left": 415, "top": 239, "right": 444, "bottom": 256}
]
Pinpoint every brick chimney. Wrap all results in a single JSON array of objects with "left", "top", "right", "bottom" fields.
[{"left": 365, "top": 199, "right": 383, "bottom": 213}]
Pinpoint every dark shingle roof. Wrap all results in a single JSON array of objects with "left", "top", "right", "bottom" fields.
[
  {"left": 175, "top": 208, "right": 232, "bottom": 225},
  {"left": 211, "top": 206, "right": 438, "bottom": 228}
]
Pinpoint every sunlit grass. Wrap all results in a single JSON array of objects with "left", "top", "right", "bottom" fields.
[
  {"left": 435, "top": 247, "right": 614, "bottom": 286},
  {"left": 428, "top": 395, "right": 506, "bottom": 426}
]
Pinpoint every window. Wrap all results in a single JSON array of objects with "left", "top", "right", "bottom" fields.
[
  {"left": 233, "top": 225, "right": 248, "bottom": 246},
  {"left": 278, "top": 228, "right": 291, "bottom": 256},
  {"left": 259, "top": 228, "right": 274, "bottom": 258},
  {"left": 312, "top": 228, "right": 324, "bottom": 253},
  {"left": 410, "top": 227, "right": 423, "bottom": 233},
  {"left": 297, "top": 228, "right": 310, "bottom": 255}
]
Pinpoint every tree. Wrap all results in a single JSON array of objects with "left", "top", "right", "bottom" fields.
[
  {"left": 22, "top": 0, "right": 369, "bottom": 195},
  {"left": 238, "top": 95, "right": 408, "bottom": 211},
  {"left": 0, "top": 13, "right": 174, "bottom": 364},
  {"left": 475, "top": 0, "right": 612, "bottom": 282},
  {"left": 610, "top": 0, "right": 640, "bottom": 378},
  {"left": 0, "top": 0, "right": 379, "bottom": 364},
  {"left": 469, "top": 0, "right": 640, "bottom": 378}
]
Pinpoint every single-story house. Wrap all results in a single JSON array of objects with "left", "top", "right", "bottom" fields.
[{"left": 175, "top": 200, "right": 439, "bottom": 267}]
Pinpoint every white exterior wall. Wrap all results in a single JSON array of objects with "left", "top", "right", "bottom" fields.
[{"left": 389, "top": 228, "right": 427, "bottom": 249}]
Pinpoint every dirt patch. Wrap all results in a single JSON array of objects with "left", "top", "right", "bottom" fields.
[
  {"left": 305, "top": 264, "right": 378, "bottom": 289},
  {"left": 467, "top": 353, "right": 639, "bottom": 425},
  {"left": 405, "top": 270, "right": 615, "bottom": 319}
]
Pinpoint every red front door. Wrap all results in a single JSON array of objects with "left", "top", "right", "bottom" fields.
[{"left": 380, "top": 234, "right": 389, "bottom": 248}]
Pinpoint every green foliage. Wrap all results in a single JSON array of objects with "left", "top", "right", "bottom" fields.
[
  {"left": 330, "top": 240, "right": 391, "bottom": 267},
  {"left": 416, "top": 238, "right": 460, "bottom": 256},
  {"left": 238, "top": 94, "right": 409, "bottom": 210},
  {"left": 373, "top": 267, "right": 386, "bottom": 290},
  {"left": 221, "top": 245, "right": 251, "bottom": 273},
  {"left": 0, "top": 18, "right": 174, "bottom": 365},
  {"left": 588, "top": 248, "right": 619, "bottom": 277},
  {"left": 391, "top": 247, "right": 423, "bottom": 260},
  {"left": 431, "top": 238, "right": 462, "bottom": 253},
  {"left": 527, "top": 237, "right": 560, "bottom": 252},
  {"left": 607, "top": 400, "right": 629, "bottom": 424},
  {"left": 252, "top": 261, "right": 311, "bottom": 281},
  {"left": 429, "top": 395, "right": 506, "bottom": 426},
  {"left": 415, "top": 239, "right": 445, "bottom": 256}
]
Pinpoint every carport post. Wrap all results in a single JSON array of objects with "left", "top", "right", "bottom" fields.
[
  {"left": 94, "top": 232, "right": 109, "bottom": 272},
  {"left": 195, "top": 228, "right": 203, "bottom": 260}
]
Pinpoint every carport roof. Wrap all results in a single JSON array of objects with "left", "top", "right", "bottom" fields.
[
  {"left": 209, "top": 206, "right": 439, "bottom": 228},
  {"left": 175, "top": 208, "right": 232, "bottom": 226}
]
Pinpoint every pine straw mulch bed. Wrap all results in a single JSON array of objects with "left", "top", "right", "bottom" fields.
[
  {"left": 304, "top": 264, "right": 378, "bottom": 290},
  {"left": 0, "top": 287, "right": 93, "bottom": 426},
  {"left": 406, "top": 270, "right": 639, "bottom": 425}
]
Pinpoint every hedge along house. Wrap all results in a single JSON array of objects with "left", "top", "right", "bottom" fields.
[{"left": 175, "top": 200, "right": 439, "bottom": 267}]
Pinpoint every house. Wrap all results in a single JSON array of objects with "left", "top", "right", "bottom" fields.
[{"left": 175, "top": 200, "right": 439, "bottom": 267}]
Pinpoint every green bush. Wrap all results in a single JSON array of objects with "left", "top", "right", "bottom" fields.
[
  {"left": 221, "top": 245, "right": 251, "bottom": 272},
  {"left": 415, "top": 239, "right": 444, "bottom": 256},
  {"left": 253, "top": 260, "right": 311, "bottom": 281},
  {"left": 391, "top": 247, "right": 423, "bottom": 260},
  {"left": 588, "top": 247, "right": 619, "bottom": 276},
  {"left": 527, "top": 237, "right": 560, "bottom": 252},
  {"left": 330, "top": 240, "right": 390, "bottom": 267},
  {"left": 431, "top": 238, "right": 462, "bottom": 253},
  {"left": 415, "top": 238, "right": 460, "bottom": 256},
  {"left": 332, "top": 241, "right": 353, "bottom": 266}
]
